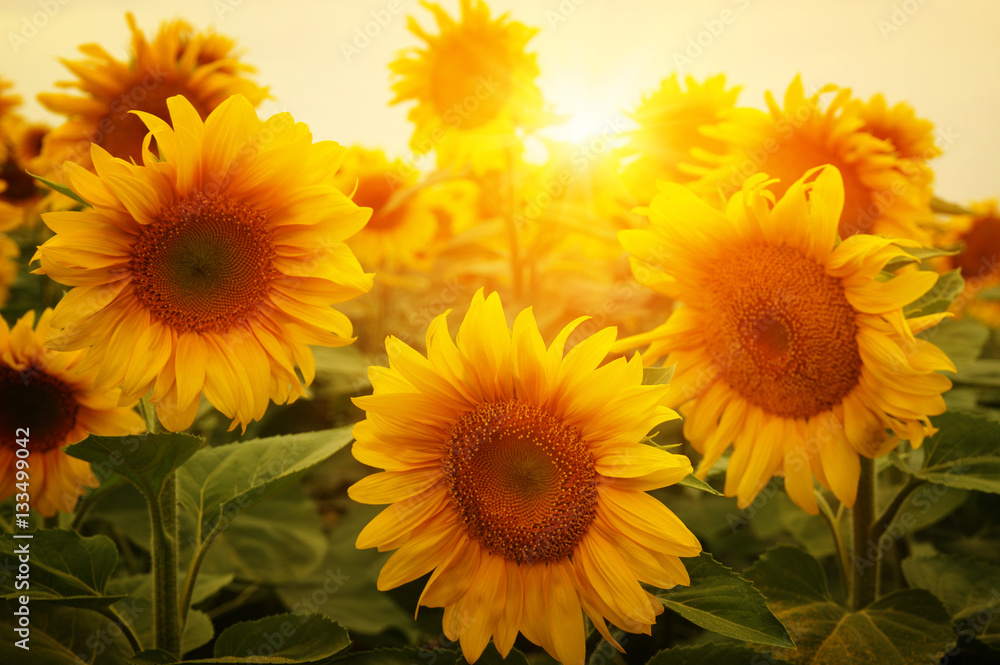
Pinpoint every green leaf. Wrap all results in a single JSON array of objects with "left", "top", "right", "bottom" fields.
[
  {"left": 330, "top": 647, "right": 460, "bottom": 665},
  {"left": 197, "top": 484, "right": 328, "bottom": 586},
  {"left": 902, "top": 555, "right": 1000, "bottom": 636},
  {"left": 274, "top": 501, "right": 419, "bottom": 637},
  {"left": 27, "top": 171, "right": 90, "bottom": 207},
  {"left": 951, "top": 360, "right": 1000, "bottom": 388},
  {"left": 678, "top": 474, "right": 723, "bottom": 495},
  {"left": 978, "top": 285, "right": 1000, "bottom": 301},
  {"left": 901, "top": 410, "right": 1000, "bottom": 494},
  {"left": 643, "top": 365, "right": 674, "bottom": 385},
  {"left": 129, "top": 650, "right": 178, "bottom": 664},
  {"left": 107, "top": 574, "right": 224, "bottom": 654},
  {"left": 880, "top": 482, "right": 968, "bottom": 537},
  {"left": 646, "top": 644, "right": 795, "bottom": 665},
  {"left": 466, "top": 643, "right": 529, "bottom": 665},
  {"left": 744, "top": 546, "right": 955, "bottom": 664},
  {"left": 656, "top": 552, "right": 793, "bottom": 648},
  {"left": 918, "top": 318, "right": 989, "bottom": 364},
  {"left": 745, "top": 489, "right": 847, "bottom": 562},
  {"left": 127, "top": 614, "right": 350, "bottom": 664},
  {"left": 0, "top": 529, "right": 122, "bottom": 609},
  {"left": 65, "top": 433, "right": 202, "bottom": 502},
  {"left": 904, "top": 269, "right": 964, "bottom": 317},
  {"left": 177, "top": 426, "right": 353, "bottom": 541},
  {"left": 209, "top": 613, "right": 350, "bottom": 663},
  {"left": 883, "top": 245, "right": 959, "bottom": 272},
  {"left": 931, "top": 196, "right": 975, "bottom": 216},
  {"left": 0, "top": 603, "right": 134, "bottom": 664}
]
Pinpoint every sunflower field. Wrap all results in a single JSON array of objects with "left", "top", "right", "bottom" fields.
[{"left": 1, "top": 2, "right": 999, "bottom": 665}]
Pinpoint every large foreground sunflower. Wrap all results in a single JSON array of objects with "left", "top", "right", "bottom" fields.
[
  {"left": 33, "top": 94, "right": 372, "bottom": 431},
  {"left": 38, "top": 13, "right": 267, "bottom": 172},
  {"left": 0, "top": 310, "right": 143, "bottom": 516},
  {"left": 618, "top": 166, "right": 954, "bottom": 513},
  {"left": 692, "top": 76, "right": 933, "bottom": 242},
  {"left": 390, "top": 0, "right": 549, "bottom": 174},
  {"left": 350, "top": 290, "right": 700, "bottom": 664}
]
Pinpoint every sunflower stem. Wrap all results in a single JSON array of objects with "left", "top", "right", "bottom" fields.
[
  {"left": 150, "top": 470, "right": 181, "bottom": 657},
  {"left": 178, "top": 519, "right": 226, "bottom": 633},
  {"left": 872, "top": 477, "right": 923, "bottom": 546},
  {"left": 930, "top": 196, "right": 975, "bottom": 216},
  {"left": 100, "top": 606, "right": 143, "bottom": 654},
  {"left": 850, "top": 456, "right": 878, "bottom": 611},
  {"left": 139, "top": 397, "right": 160, "bottom": 434},
  {"left": 504, "top": 149, "right": 522, "bottom": 300},
  {"left": 816, "top": 491, "right": 850, "bottom": 600}
]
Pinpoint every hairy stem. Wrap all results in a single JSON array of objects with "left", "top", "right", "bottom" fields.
[
  {"left": 150, "top": 472, "right": 181, "bottom": 656},
  {"left": 850, "top": 457, "right": 878, "bottom": 611}
]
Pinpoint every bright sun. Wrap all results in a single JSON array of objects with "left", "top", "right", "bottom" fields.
[{"left": 540, "top": 72, "right": 635, "bottom": 146}]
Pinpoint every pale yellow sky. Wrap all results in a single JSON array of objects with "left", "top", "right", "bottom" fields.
[{"left": 4, "top": 0, "right": 999, "bottom": 203}]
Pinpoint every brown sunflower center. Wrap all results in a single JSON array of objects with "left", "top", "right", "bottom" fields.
[
  {"left": 429, "top": 37, "right": 514, "bottom": 130},
  {"left": 955, "top": 216, "right": 1000, "bottom": 282},
  {"left": 0, "top": 364, "right": 78, "bottom": 453},
  {"left": 130, "top": 192, "right": 275, "bottom": 334},
  {"left": 703, "top": 242, "right": 861, "bottom": 419},
  {"left": 443, "top": 400, "right": 597, "bottom": 564},
  {"left": 96, "top": 75, "right": 210, "bottom": 163},
  {"left": 353, "top": 175, "right": 406, "bottom": 231}
]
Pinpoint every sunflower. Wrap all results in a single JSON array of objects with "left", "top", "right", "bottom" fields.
[
  {"left": 332, "top": 146, "right": 454, "bottom": 272},
  {"left": 1, "top": 113, "right": 60, "bottom": 232},
  {"left": 851, "top": 93, "right": 941, "bottom": 163},
  {"left": 620, "top": 74, "right": 741, "bottom": 203},
  {"left": 0, "top": 79, "right": 37, "bottom": 232},
  {"left": 691, "top": 76, "right": 933, "bottom": 242},
  {"left": 33, "top": 94, "right": 373, "bottom": 432},
  {"left": 0, "top": 234, "right": 18, "bottom": 306},
  {"left": 390, "top": 0, "right": 549, "bottom": 174},
  {"left": 0, "top": 309, "right": 144, "bottom": 517},
  {"left": 935, "top": 200, "right": 1000, "bottom": 327},
  {"left": 38, "top": 12, "right": 268, "bottom": 173},
  {"left": 617, "top": 166, "right": 954, "bottom": 514},
  {"left": 349, "top": 290, "right": 700, "bottom": 664}
]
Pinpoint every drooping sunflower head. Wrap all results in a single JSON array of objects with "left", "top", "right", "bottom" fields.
[
  {"left": 38, "top": 12, "right": 268, "bottom": 173},
  {"left": 618, "top": 165, "right": 955, "bottom": 514},
  {"left": 936, "top": 199, "right": 1000, "bottom": 327},
  {"left": 1, "top": 113, "right": 61, "bottom": 232},
  {"left": 691, "top": 76, "right": 934, "bottom": 242},
  {"left": 33, "top": 94, "right": 372, "bottom": 432},
  {"left": 0, "top": 234, "right": 18, "bottom": 306},
  {"left": 390, "top": 0, "right": 549, "bottom": 174},
  {"left": 0, "top": 309, "right": 144, "bottom": 516},
  {"left": 349, "top": 290, "right": 700, "bottom": 664},
  {"left": 850, "top": 93, "right": 941, "bottom": 163},
  {"left": 620, "top": 73, "right": 741, "bottom": 201},
  {"left": 0, "top": 80, "right": 38, "bottom": 232},
  {"left": 332, "top": 146, "right": 449, "bottom": 272}
]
